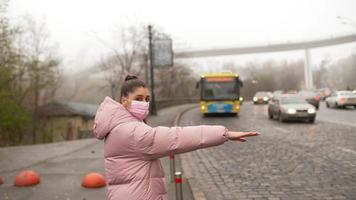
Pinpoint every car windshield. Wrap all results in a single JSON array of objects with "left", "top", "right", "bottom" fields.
[
  {"left": 203, "top": 81, "right": 238, "bottom": 100},
  {"left": 280, "top": 96, "right": 307, "bottom": 104},
  {"left": 255, "top": 92, "right": 268, "bottom": 97}
]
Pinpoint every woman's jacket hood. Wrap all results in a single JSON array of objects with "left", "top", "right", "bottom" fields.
[{"left": 93, "top": 96, "right": 139, "bottom": 140}]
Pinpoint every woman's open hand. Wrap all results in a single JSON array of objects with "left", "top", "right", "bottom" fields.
[{"left": 228, "top": 131, "right": 259, "bottom": 142}]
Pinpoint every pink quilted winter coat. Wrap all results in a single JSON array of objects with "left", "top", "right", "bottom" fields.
[{"left": 93, "top": 97, "right": 229, "bottom": 200}]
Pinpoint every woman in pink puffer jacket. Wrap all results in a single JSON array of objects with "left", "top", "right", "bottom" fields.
[{"left": 93, "top": 75, "right": 259, "bottom": 200}]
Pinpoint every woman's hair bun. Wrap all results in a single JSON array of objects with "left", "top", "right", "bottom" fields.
[{"left": 124, "top": 75, "right": 138, "bottom": 81}]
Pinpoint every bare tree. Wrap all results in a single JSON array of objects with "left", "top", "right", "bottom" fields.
[
  {"left": 156, "top": 63, "right": 198, "bottom": 99},
  {"left": 0, "top": 2, "right": 31, "bottom": 145},
  {"left": 95, "top": 21, "right": 148, "bottom": 99},
  {"left": 15, "top": 15, "right": 61, "bottom": 143},
  {"left": 313, "top": 57, "right": 330, "bottom": 88},
  {"left": 326, "top": 52, "right": 356, "bottom": 90},
  {"left": 239, "top": 59, "right": 304, "bottom": 99}
]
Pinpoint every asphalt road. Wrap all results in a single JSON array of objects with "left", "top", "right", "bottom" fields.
[
  {"left": 179, "top": 101, "right": 356, "bottom": 200},
  {"left": 318, "top": 102, "right": 356, "bottom": 128},
  {"left": 0, "top": 140, "right": 106, "bottom": 200}
]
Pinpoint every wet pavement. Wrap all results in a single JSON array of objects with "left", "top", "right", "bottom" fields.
[{"left": 179, "top": 102, "right": 356, "bottom": 200}]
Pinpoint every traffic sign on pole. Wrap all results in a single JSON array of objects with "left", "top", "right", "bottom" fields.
[{"left": 152, "top": 38, "right": 173, "bottom": 68}]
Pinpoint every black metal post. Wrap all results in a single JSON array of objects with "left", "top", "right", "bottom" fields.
[{"left": 148, "top": 25, "right": 157, "bottom": 115}]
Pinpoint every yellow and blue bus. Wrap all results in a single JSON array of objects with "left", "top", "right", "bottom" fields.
[{"left": 197, "top": 72, "right": 243, "bottom": 116}]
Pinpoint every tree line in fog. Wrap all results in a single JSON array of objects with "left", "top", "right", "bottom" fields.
[
  {"left": 222, "top": 54, "right": 356, "bottom": 100},
  {"left": 0, "top": 2, "right": 61, "bottom": 146},
  {"left": 0, "top": 10, "right": 197, "bottom": 145}
]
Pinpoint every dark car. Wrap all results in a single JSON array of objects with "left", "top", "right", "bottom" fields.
[
  {"left": 298, "top": 91, "right": 320, "bottom": 109},
  {"left": 268, "top": 94, "right": 317, "bottom": 123},
  {"left": 253, "top": 92, "right": 270, "bottom": 104}
]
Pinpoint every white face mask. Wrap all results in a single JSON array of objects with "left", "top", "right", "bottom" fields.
[{"left": 129, "top": 100, "right": 150, "bottom": 120}]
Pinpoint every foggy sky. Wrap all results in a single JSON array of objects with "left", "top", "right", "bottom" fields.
[{"left": 7, "top": 0, "right": 356, "bottom": 73}]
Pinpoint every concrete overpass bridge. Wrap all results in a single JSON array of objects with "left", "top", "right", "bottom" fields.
[{"left": 175, "top": 34, "right": 356, "bottom": 89}]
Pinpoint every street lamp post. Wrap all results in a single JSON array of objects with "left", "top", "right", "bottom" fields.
[{"left": 148, "top": 25, "right": 157, "bottom": 115}]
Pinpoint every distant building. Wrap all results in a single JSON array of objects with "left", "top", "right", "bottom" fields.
[{"left": 38, "top": 102, "right": 98, "bottom": 142}]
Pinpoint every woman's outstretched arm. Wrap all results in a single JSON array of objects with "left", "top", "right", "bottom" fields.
[{"left": 134, "top": 123, "right": 259, "bottom": 160}]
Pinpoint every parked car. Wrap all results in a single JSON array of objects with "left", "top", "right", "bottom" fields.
[
  {"left": 253, "top": 92, "right": 271, "bottom": 104},
  {"left": 298, "top": 90, "right": 320, "bottom": 109},
  {"left": 325, "top": 91, "right": 356, "bottom": 109},
  {"left": 268, "top": 94, "right": 317, "bottom": 123}
]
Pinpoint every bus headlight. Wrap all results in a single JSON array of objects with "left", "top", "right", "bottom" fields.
[
  {"left": 307, "top": 108, "right": 316, "bottom": 114},
  {"left": 253, "top": 97, "right": 258, "bottom": 102},
  {"left": 201, "top": 105, "right": 206, "bottom": 110},
  {"left": 287, "top": 109, "right": 296, "bottom": 114},
  {"left": 239, "top": 97, "right": 244, "bottom": 101}
]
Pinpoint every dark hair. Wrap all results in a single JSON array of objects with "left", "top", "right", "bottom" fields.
[{"left": 120, "top": 75, "right": 147, "bottom": 99}]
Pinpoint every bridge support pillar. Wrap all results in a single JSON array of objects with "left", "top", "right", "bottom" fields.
[{"left": 304, "top": 49, "right": 314, "bottom": 89}]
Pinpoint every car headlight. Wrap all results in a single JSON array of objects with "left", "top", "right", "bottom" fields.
[
  {"left": 263, "top": 97, "right": 268, "bottom": 101},
  {"left": 307, "top": 108, "right": 316, "bottom": 114},
  {"left": 253, "top": 97, "right": 258, "bottom": 101},
  {"left": 287, "top": 109, "right": 296, "bottom": 114},
  {"left": 239, "top": 97, "right": 244, "bottom": 101}
]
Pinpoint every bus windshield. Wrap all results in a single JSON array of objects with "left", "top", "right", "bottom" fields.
[{"left": 202, "top": 81, "right": 238, "bottom": 100}]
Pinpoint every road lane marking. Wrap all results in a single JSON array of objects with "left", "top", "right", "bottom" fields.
[
  {"left": 318, "top": 119, "right": 356, "bottom": 128},
  {"left": 337, "top": 147, "right": 356, "bottom": 156},
  {"left": 274, "top": 127, "right": 290, "bottom": 133}
]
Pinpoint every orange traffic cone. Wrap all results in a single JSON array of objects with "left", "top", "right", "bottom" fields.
[
  {"left": 0, "top": 176, "right": 4, "bottom": 185},
  {"left": 14, "top": 170, "right": 40, "bottom": 187},
  {"left": 81, "top": 172, "right": 106, "bottom": 188}
]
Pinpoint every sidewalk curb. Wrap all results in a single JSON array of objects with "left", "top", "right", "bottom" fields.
[
  {"left": 174, "top": 105, "right": 208, "bottom": 200},
  {"left": 0, "top": 139, "right": 98, "bottom": 174}
]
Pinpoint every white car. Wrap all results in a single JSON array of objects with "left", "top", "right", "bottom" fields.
[{"left": 325, "top": 91, "right": 356, "bottom": 109}]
